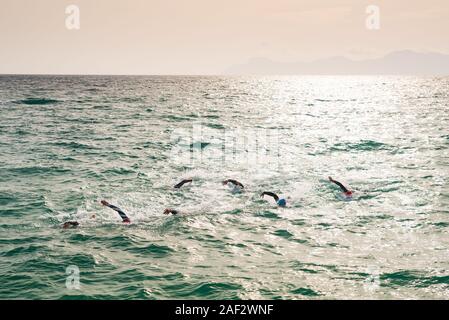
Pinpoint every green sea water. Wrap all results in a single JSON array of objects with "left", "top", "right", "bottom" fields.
[{"left": 0, "top": 75, "right": 448, "bottom": 299}]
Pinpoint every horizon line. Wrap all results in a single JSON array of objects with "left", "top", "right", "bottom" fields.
[{"left": 1, "top": 73, "right": 448, "bottom": 77}]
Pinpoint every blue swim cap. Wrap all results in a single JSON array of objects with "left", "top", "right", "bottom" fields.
[{"left": 277, "top": 199, "right": 286, "bottom": 207}]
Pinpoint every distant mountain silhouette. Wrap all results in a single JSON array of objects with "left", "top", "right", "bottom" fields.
[{"left": 225, "top": 50, "right": 449, "bottom": 75}]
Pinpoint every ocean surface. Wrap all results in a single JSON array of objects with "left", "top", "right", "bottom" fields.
[{"left": 0, "top": 75, "right": 448, "bottom": 299}]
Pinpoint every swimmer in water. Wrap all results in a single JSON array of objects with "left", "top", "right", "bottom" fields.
[
  {"left": 328, "top": 176, "right": 353, "bottom": 197},
  {"left": 163, "top": 208, "right": 180, "bottom": 215},
  {"left": 62, "top": 200, "right": 131, "bottom": 228},
  {"left": 101, "top": 200, "right": 131, "bottom": 223},
  {"left": 62, "top": 221, "right": 79, "bottom": 229},
  {"left": 174, "top": 178, "right": 193, "bottom": 189},
  {"left": 260, "top": 191, "right": 287, "bottom": 207},
  {"left": 222, "top": 179, "right": 244, "bottom": 192}
]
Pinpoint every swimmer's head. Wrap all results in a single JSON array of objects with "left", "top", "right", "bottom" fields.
[
  {"left": 163, "top": 208, "right": 179, "bottom": 215},
  {"left": 344, "top": 191, "right": 353, "bottom": 197},
  {"left": 62, "top": 221, "right": 79, "bottom": 229},
  {"left": 100, "top": 200, "right": 109, "bottom": 206},
  {"left": 277, "top": 199, "right": 287, "bottom": 207}
]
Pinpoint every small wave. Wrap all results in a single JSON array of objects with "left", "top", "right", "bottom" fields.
[
  {"left": 290, "top": 287, "right": 321, "bottom": 297},
  {"left": 204, "top": 123, "right": 225, "bottom": 129},
  {"left": 102, "top": 167, "right": 136, "bottom": 176},
  {"left": 315, "top": 98, "right": 352, "bottom": 102},
  {"left": 121, "top": 97, "right": 144, "bottom": 103},
  {"left": 330, "top": 140, "right": 392, "bottom": 152},
  {"left": 291, "top": 219, "right": 306, "bottom": 226},
  {"left": 0, "top": 236, "right": 53, "bottom": 245},
  {"left": 84, "top": 88, "right": 100, "bottom": 92},
  {"left": 255, "top": 210, "right": 281, "bottom": 220},
  {"left": 92, "top": 105, "right": 112, "bottom": 110},
  {"left": 290, "top": 261, "right": 329, "bottom": 274},
  {"left": 202, "top": 93, "right": 215, "bottom": 99},
  {"left": 381, "top": 270, "right": 449, "bottom": 288},
  {"left": 441, "top": 135, "right": 449, "bottom": 143},
  {"left": 161, "top": 281, "right": 242, "bottom": 299},
  {"left": 189, "top": 142, "right": 210, "bottom": 150},
  {"left": 103, "top": 235, "right": 139, "bottom": 248},
  {"left": 0, "top": 192, "right": 18, "bottom": 206},
  {"left": 125, "top": 244, "right": 175, "bottom": 257},
  {"left": 5, "top": 166, "right": 71, "bottom": 176},
  {"left": 202, "top": 114, "right": 220, "bottom": 119},
  {"left": 190, "top": 282, "right": 242, "bottom": 299},
  {"left": 429, "top": 222, "right": 449, "bottom": 228},
  {"left": 52, "top": 141, "right": 96, "bottom": 150},
  {"left": 163, "top": 115, "right": 194, "bottom": 122},
  {"left": 2, "top": 244, "right": 49, "bottom": 257},
  {"left": 14, "top": 98, "right": 60, "bottom": 105},
  {"left": 272, "top": 229, "right": 294, "bottom": 239}
]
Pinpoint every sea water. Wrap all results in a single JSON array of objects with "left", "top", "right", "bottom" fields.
[{"left": 0, "top": 75, "right": 448, "bottom": 299}]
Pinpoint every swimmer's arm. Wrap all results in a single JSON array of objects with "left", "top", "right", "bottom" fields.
[
  {"left": 260, "top": 191, "right": 279, "bottom": 202},
  {"left": 223, "top": 179, "right": 244, "bottom": 188},
  {"left": 328, "top": 177, "right": 349, "bottom": 193},
  {"left": 101, "top": 200, "right": 131, "bottom": 223},
  {"left": 174, "top": 179, "right": 193, "bottom": 189}
]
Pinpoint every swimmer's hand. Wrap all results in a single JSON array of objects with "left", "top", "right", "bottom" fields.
[
  {"left": 100, "top": 200, "right": 110, "bottom": 206},
  {"left": 328, "top": 176, "right": 334, "bottom": 182}
]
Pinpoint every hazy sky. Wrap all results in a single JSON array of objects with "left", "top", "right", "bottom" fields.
[{"left": 1, "top": 0, "right": 448, "bottom": 74}]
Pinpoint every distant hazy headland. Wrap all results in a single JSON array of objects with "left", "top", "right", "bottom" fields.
[{"left": 225, "top": 50, "right": 449, "bottom": 75}]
